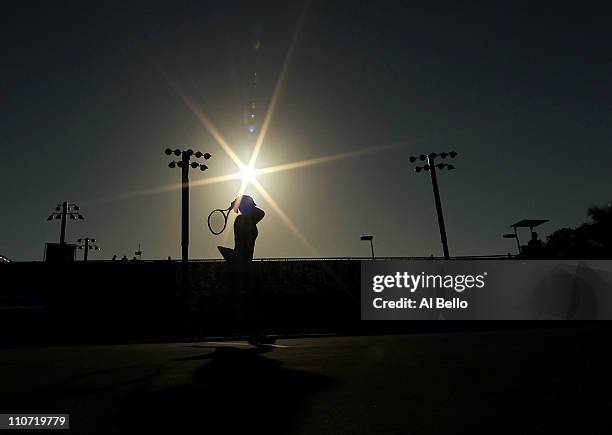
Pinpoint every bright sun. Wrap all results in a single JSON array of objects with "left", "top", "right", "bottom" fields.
[{"left": 239, "top": 164, "right": 257, "bottom": 184}]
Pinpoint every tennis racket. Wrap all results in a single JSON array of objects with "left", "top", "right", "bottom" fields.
[{"left": 207, "top": 206, "right": 232, "bottom": 235}]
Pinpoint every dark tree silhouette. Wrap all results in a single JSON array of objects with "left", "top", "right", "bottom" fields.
[
  {"left": 544, "top": 200, "right": 612, "bottom": 259},
  {"left": 586, "top": 201, "right": 612, "bottom": 255}
]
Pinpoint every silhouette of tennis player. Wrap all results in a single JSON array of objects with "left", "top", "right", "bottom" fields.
[
  {"left": 218, "top": 195, "right": 274, "bottom": 345},
  {"left": 232, "top": 195, "right": 264, "bottom": 261}
]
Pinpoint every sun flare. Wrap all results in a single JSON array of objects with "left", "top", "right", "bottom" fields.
[{"left": 239, "top": 164, "right": 258, "bottom": 185}]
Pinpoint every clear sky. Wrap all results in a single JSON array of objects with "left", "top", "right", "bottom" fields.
[{"left": 1, "top": 2, "right": 611, "bottom": 261}]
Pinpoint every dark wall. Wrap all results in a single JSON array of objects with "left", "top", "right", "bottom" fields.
[
  {"left": 0, "top": 260, "right": 363, "bottom": 345},
  {"left": 0, "top": 259, "right": 587, "bottom": 346}
]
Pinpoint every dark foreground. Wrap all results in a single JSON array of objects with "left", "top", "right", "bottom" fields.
[{"left": 1, "top": 329, "right": 610, "bottom": 434}]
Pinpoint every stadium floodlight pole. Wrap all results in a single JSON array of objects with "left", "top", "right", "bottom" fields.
[
  {"left": 360, "top": 235, "right": 375, "bottom": 259},
  {"left": 409, "top": 151, "right": 458, "bottom": 260},
  {"left": 47, "top": 202, "right": 84, "bottom": 245},
  {"left": 165, "top": 148, "right": 211, "bottom": 263},
  {"left": 77, "top": 237, "right": 100, "bottom": 262}
]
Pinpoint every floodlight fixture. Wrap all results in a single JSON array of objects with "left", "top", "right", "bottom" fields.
[
  {"left": 48, "top": 201, "right": 84, "bottom": 245},
  {"left": 408, "top": 151, "right": 460, "bottom": 259},
  {"left": 164, "top": 147, "right": 213, "bottom": 263},
  {"left": 77, "top": 237, "right": 100, "bottom": 261}
]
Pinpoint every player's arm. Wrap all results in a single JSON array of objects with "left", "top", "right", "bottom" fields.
[{"left": 253, "top": 207, "right": 265, "bottom": 224}]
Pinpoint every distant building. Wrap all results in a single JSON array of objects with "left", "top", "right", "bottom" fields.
[{"left": 44, "top": 243, "right": 76, "bottom": 263}]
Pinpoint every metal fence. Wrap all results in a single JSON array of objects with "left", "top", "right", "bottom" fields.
[{"left": 88, "top": 254, "right": 516, "bottom": 263}]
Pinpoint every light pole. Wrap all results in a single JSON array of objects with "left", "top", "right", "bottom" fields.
[
  {"left": 47, "top": 202, "right": 84, "bottom": 245},
  {"left": 77, "top": 237, "right": 99, "bottom": 262},
  {"left": 409, "top": 151, "right": 458, "bottom": 260},
  {"left": 165, "top": 148, "right": 211, "bottom": 263},
  {"left": 360, "top": 235, "right": 375, "bottom": 259},
  {"left": 135, "top": 243, "right": 142, "bottom": 261}
]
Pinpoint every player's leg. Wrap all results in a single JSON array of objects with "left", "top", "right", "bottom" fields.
[{"left": 247, "top": 261, "right": 275, "bottom": 345}]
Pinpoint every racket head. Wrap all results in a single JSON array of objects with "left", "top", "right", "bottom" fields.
[{"left": 207, "top": 208, "right": 230, "bottom": 235}]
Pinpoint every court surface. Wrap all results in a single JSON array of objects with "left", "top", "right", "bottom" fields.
[{"left": 1, "top": 328, "right": 611, "bottom": 434}]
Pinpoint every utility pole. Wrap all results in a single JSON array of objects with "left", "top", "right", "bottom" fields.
[
  {"left": 48, "top": 202, "right": 84, "bottom": 245},
  {"left": 77, "top": 237, "right": 99, "bottom": 262},
  {"left": 409, "top": 151, "right": 458, "bottom": 260},
  {"left": 165, "top": 148, "right": 211, "bottom": 263}
]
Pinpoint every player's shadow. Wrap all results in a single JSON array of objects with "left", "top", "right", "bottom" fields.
[{"left": 118, "top": 346, "right": 333, "bottom": 433}]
